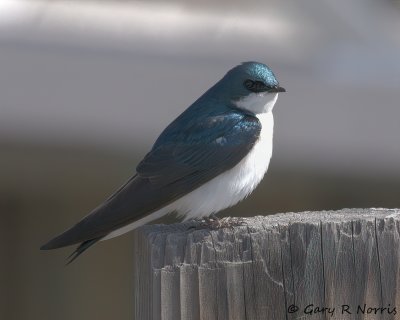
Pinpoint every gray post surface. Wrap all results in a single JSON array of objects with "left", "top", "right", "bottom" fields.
[{"left": 133, "top": 208, "right": 400, "bottom": 320}]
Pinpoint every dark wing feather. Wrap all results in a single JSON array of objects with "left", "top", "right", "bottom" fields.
[
  {"left": 41, "top": 110, "right": 261, "bottom": 250},
  {"left": 136, "top": 111, "right": 261, "bottom": 187}
]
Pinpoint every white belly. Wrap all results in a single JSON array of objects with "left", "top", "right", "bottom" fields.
[{"left": 103, "top": 111, "right": 274, "bottom": 240}]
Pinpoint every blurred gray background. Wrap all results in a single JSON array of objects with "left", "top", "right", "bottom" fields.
[{"left": 1, "top": 0, "right": 399, "bottom": 319}]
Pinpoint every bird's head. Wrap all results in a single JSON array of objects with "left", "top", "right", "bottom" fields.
[{"left": 211, "top": 61, "right": 285, "bottom": 115}]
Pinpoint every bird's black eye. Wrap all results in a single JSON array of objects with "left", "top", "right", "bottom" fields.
[{"left": 244, "top": 79, "right": 269, "bottom": 93}]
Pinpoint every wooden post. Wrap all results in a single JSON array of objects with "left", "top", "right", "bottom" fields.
[{"left": 133, "top": 208, "right": 400, "bottom": 320}]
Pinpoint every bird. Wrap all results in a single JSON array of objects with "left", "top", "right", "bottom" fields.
[{"left": 40, "top": 61, "right": 285, "bottom": 263}]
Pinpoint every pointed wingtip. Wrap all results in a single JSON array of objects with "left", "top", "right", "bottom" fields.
[
  {"left": 39, "top": 230, "right": 84, "bottom": 250},
  {"left": 40, "top": 237, "right": 63, "bottom": 250}
]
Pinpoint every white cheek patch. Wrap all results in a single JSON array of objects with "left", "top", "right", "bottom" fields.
[{"left": 234, "top": 93, "right": 278, "bottom": 114}]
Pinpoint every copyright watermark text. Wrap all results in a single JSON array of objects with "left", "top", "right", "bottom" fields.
[{"left": 287, "top": 304, "right": 397, "bottom": 317}]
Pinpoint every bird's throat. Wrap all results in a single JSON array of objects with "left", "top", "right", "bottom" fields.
[{"left": 234, "top": 93, "right": 278, "bottom": 114}]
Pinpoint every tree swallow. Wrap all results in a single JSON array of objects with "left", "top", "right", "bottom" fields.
[{"left": 41, "top": 61, "right": 285, "bottom": 263}]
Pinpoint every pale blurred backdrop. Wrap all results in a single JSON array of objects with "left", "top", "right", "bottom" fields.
[{"left": 1, "top": 0, "right": 400, "bottom": 319}]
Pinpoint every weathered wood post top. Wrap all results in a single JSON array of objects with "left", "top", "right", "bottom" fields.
[{"left": 133, "top": 208, "right": 400, "bottom": 320}]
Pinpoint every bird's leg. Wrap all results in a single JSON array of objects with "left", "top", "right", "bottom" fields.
[
  {"left": 209, "top": 213, "right": 219, "bottom": 220},
  {"left": 202, "top": 212, "right": 225, "bottom": 229},
  {"left": 203, "top": 213, "right": 220, "bottom": 224}
]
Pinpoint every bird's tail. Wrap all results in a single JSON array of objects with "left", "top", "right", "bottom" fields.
[{"left": 66, "top": 237, "right": 102, "bottom": 265}]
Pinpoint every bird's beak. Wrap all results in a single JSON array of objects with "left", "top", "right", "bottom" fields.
[{"left": 269, "top": 86, "right": 286, "bottom": 93}]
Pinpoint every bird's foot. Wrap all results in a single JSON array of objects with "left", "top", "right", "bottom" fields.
[
  {"left": 188, "top": 215, "right": 247, "bottom": 230},
  {"left": 203, "top": 212, "right": 219, "bottom": 222}
]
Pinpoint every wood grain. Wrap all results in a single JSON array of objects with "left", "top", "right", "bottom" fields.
[{"left": 133, "top": 208, "right": 400, "bottom": 319}]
